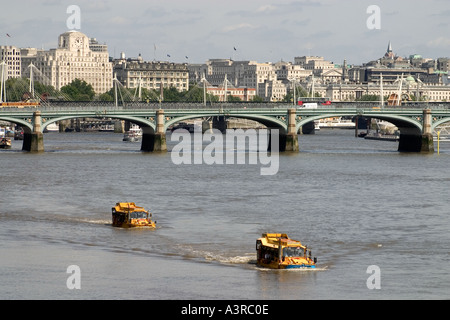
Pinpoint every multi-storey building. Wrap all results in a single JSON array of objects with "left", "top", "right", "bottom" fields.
[
  {"left": 21, "top": 31, "right": 113, "bottom": 94},
  {"left": 294, "top": 56, "right": 335, "bottom": 76},
  {"left": 0, "top": 45, "right": 21, "bottom": 79},
  {"left": 206, "top": 85, "right": 256, "bottom": 102},
  {"left": 258, "top": 79, "right": 287, "bottom": 102},
  {"left": 312, "top": 78, "right": 450, "bottom": 103},
  {"left": 189, "top": 59, "right": 277, "bottom": 96},
  {"left": 348, "top": 66, "right": 428, "bottom": 84},
  {"left": 188, "top": 41, "right": 450, "bottom": 103},
  {"left": 274, "top": 61, "right": 312, "bottom": 82},
  {"left": 113, "top": 54, "right": 189, "bottom": 92}
]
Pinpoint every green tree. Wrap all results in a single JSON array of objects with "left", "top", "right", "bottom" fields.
[
  {"left": 227, "top": 95, "right": 242, "bottom": 102},
  {"left": 163, "top": 86, "right": 183, "bottom": 102},
  {"left": 182, "top": 86, "right": 204, "bottom": 102},
  {"left": 251, "top": 95, "right": 264, "bottom": 102},
  {"left": 61, "top": 79, "right": 95, "bottom": 101},
  {"left": 98, "top": 92, "right": 114, "bottom": 102},
  {"left": 356, "top": 94, "right": 381, "bottom": 101},
  {"left": 4, "top": 77, "right": 58, "bottom": 101}
]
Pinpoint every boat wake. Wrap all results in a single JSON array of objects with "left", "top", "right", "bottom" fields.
[
  {"left": 75, "top": 218, "right": 111, "bottom": 225},
  {"left": 173, "top": 244, "right": 255, "bottom": 266},
  {"left": 204, "top": 253, "right": 256, "bottom": 265},
  {"left": 256, "top": 265, "right": 329, "bottom": 272}
]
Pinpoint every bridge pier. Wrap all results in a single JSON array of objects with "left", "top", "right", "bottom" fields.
[
  {"left": 213, "top": 115, "right": 227, "bottom": 133},
  {"left": 23, "top": 111, "right": 44, "bottom": 152},
  {"left": 421, "top": 109, "right": 434, "bottom": 153},
  {"left": 141, "top": 109, "right": 167, "bottom": 152},
  {"left": 398, "top": 109, "right": 434, "bottom": 153},
  {"left": 398, "top": 131, "right": 422, "bottom": 152},
  {"left": 285, "top": 108, "right": 299, "bottom": 152}
]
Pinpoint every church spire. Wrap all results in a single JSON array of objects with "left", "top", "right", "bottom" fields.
[{"left": 385, "top": 41, "right": 394, "bottom": 59}]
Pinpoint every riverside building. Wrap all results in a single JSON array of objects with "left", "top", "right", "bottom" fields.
[
  {"left": 0, "top": 45, "right": 21, "bottom": 79},
  {"left": 189, "top": 59, "right": 279, "bottom": 101},
  {"left": 113, "top": 53, "right": 189, "bottom": 92},
  {"left": 20, "top": 31, "right": 113, "bottom": 94}
]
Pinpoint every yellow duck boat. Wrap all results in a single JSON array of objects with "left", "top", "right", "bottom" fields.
[
  {"left": 256, "top": 233, "right": 317, "bottom": 269},
  {"left": 112, "top": 202, "right": 156, "bottom": 228}
]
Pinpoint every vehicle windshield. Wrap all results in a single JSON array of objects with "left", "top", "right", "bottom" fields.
[
  {"left": 283, "top": 247, "right": 305, "bottom": 257},
  {"left": 129, "top": 212, "right": 148, "bottom": 219}
]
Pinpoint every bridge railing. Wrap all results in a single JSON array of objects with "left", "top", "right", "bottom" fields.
[{"left": 2, "top": 100, "right": 450, "bottom": 112}]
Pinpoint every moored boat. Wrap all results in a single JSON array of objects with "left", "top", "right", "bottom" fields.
[
  {"left": 123, "top": 125, "right": 142, "bottom": 142},
  {"left": 112, "top": 202, "right": 156, "bottom": 228},
  {"left": 364, "top": 132, "right": 399, "bottom": 141},
  {"left": 14, "top": 130, "right": 24, "bottom": 140},
  {"left": 122, "top": 131, "right": 140, "bottom": 142},
  {"left": 0, "top": 137, "right": 12, "bottom": 149},
  {"left": 171, "top": 122, "right": 195, "bottom": 133},
  {"left": 256, "top": 233, "right": 316, "bottom": 269}
]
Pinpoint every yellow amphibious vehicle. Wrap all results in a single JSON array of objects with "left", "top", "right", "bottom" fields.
[
  {"left": 112, "top": 202, "right": 156, "bottom": 228},
  {"left": 256, "top": 233, "right": 317, "bottom": 269}
]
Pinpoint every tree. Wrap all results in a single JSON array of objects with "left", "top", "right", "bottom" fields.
[
  {"left": 251, "top": 95, "right": 264, "bottom": 102},
  {"left": 4, "top": 77, "right": 57, "bottom": 101},
  {"left": 227, "top": 95, "right": 242, "bottom": 102},
  {"left": 61, "top": 79, "right": 95, "bottom": 101},
  {"left": 182, "top": 86, "right": 204, "bottom": 102},
  {"left": 163, "top": 86, "right": 183, "bottom": 102},
  {"left": 356, "top": 94, "right": 381, "bottom": 101},
  {"left": 98, "top": 92, "right": 113, "bottom": 102}
]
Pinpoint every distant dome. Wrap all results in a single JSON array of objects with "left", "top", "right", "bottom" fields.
[{"left": 405, "top": 75, "right": 415, "bottom": 83}]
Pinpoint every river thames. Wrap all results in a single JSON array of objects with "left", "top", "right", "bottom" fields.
[{"left": 0, "top": 129, "right": 449, "bottom": 300}]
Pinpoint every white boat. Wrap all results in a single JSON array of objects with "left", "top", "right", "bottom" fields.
[
  {"left": 46, "top": 123, "right": 59, "bottom": 132},
  {"left": 314, "top": 121, "right": 320, "bottom": 131},
  {"left": 364, "top": 132, "right": 399, "bottom": 141},
  {"left": 123, "top": 125, "right": 142, "bottom": 142},
  {"left": 123, "top": 131, "right": 140, "bottom": 142},
  {"left": 319, "top": 117, "right": 355, "bottom": 129}
]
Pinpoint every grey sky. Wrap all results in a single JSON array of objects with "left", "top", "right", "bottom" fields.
[{"left": 1, "top": 0, "right": 450, "bottom": 65}]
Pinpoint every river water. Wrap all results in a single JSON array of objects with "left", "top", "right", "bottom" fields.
[{"left": 0, "top": 129, "right": 449, "bottom": 300}]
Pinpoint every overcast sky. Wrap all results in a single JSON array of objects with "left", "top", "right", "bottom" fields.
[{"left": 1, "top": 0, "right": 450, "bottom": 65}]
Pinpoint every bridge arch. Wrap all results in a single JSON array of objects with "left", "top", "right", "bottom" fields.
[
  {"left": 295, "top": 112, "right": 423, "bottom": 133},
  {"left": 0, "top": 116, "right": 33, "bottom": 132},
  {"left": 296, "top": 111, "right": 427, "bottom": 152},
  {"left": 431, "top": 116, "right": 450, "bottom": 132},
  {"left": 164, "top": 113, "right": 288, "bottom": 132},
  {"left": 39, "top": 114, "right": 156, "bottom": 132},
  {"left": 164, "top": 112, "right": 290, "bottom": 152}
]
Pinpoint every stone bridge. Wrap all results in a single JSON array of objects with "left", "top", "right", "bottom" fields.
[{"left": 1, "top": 102, "right": 450, "bottom": 153}]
